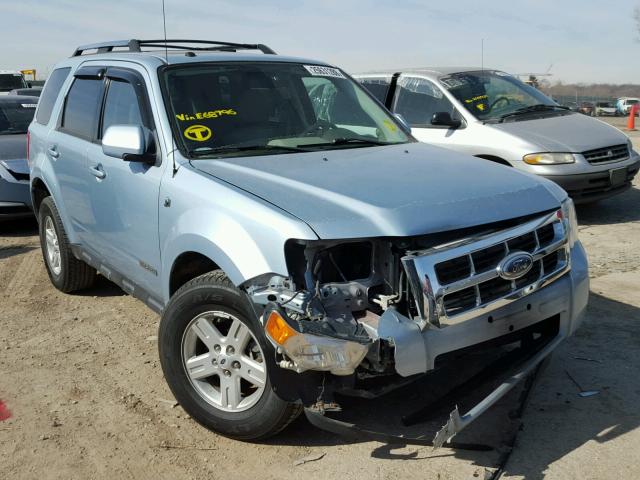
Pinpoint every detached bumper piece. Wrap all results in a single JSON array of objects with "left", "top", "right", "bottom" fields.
[{"left": 305, "top": 329, "right": 560, "bottom": 449}]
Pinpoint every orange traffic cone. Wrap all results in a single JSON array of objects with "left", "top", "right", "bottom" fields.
[{"left": 627, "top": 104, "right": 639, "bottom": 131}]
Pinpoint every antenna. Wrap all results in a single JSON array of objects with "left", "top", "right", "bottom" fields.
[
  {"left": 161, "top": 0, "right": 178, "bottom": 176},
  {"left": 481, "top": 38, "right": 484, "bottom": 72},
  {"left": 162, "top": 0, "right": 169, "bottom": 62}
]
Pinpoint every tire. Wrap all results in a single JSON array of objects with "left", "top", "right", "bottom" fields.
[
  {"left": 38, "top": 197, "right": 96, "bottom": 293},
  {"left": 158, "top": 270, "right": 302, "bottom": 440}
]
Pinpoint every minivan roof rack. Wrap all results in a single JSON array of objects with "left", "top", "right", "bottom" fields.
[{"left": 72, "top": 39, "right": 276, "bottom": 57}]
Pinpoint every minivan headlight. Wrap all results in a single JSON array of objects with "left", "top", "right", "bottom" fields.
[{"left": 523, "top": 153, "right": 575, "bottom": 165}]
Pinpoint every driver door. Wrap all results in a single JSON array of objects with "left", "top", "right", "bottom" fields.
[{"left": 392, "top": 75, "right": 472, "bottom": 153}]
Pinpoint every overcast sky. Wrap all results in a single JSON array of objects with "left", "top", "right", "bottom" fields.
[{"left": 2, "top": 0, "right": 638, "bottom": 83}]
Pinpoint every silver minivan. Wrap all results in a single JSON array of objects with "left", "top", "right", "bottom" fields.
[{"left": 356, "top": 68, "right": 640, "bottom": 203}]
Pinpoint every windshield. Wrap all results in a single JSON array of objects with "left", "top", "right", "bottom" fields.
[
  {"left": 0, "top": 74, "right": 27, "bottom": 92},
  {"left": 0, "top": 99, "right": 37, "bottom": 134},
  {"left": 161, "top": 62, "right": 411, "bottom": 158},
  {"left": 628, "top": 100, "right": 639, "bottom": 105},
  {"left": 440, "top": 70, "right": 561, "bottom": 122}
]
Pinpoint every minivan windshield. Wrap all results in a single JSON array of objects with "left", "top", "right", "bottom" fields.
[
  {"left": 0, "top": 99, "right": 37, "bottom": 135},
  {"left": 0, "top": 74, "right": 27, "bottom": 92},
  {"left": 161, "top": 62, "right": 411, "bottom": 158},
  {"left": 440, "top": 70, "right": 566, "bottom": 122}
]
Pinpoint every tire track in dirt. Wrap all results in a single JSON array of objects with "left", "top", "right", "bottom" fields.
[{"left": 4, "top": 250, "right": 41, "bottom": 299}]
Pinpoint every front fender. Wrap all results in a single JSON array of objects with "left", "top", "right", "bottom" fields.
[{"left": 159, "top": 168, "right": 318, "bottom": 303}]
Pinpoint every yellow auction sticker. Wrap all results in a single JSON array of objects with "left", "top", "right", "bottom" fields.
[{"left": 184, "top": 125, "right": 212, "bottom": 142}]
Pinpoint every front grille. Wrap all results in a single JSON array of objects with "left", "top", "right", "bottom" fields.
[
  {"left": 403, "top": 210, "right": 570, "bottom": 327},
  {"left": 582, "top": 144, "right": 629, "bottom": 164}
]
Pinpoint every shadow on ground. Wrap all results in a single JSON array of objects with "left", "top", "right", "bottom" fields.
[
  {"left": 577, "top": 185, "right": 640, "bottom": 225},
  {"left": 266, "top": 293, "right": 640, "bottom": 479},
  {"left": 498, "top": 293, "right": 640, "bottom": 479}
]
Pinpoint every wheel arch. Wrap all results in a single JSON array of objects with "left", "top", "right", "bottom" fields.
[
  {"left": 30, "top": 176, "right": 52, "bottom": 217},
  {"left": 474, "top": 154, "right": 513, "bottom": 167}
]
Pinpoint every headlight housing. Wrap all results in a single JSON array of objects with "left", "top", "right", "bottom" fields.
[
  {"left": 628, "top": 138, "right": 638, "bottom": 157},
  {"left": 523, "top": 152, "right": 575, "bottom": 165},
  {"left": 264, "top": 310, "right": 368, "bottom": 376},
  {"left": 560, "top": 197, "right": 578, "bottom": 247}
]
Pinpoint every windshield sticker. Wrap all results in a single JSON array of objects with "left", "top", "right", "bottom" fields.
[
  {"left": 303, "top": 65, "right": 346, "bottom": 79},
  {"left": 183, "top": 124, "right": 212, "bottom": 142},
  {"left": 383, "top": 119, "right": 398, "bottom": 132},
  {"left": 464, "top": 95, "right": 488, "bottom": 104},
  {"left": 440, "top": 77, "right": 469, "bottom": 89},
  {"left": 176, "top": 108, "right": 236, "bottom": 122},
  {"left": 21, "top": 103, "right": 37, "bottom": 108}
]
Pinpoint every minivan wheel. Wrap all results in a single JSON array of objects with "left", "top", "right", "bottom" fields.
[
  {"left": 38, "top": 197, "right": 96, "bottom": 292},
  {"left": 159, "top": 270, "right": 302, "bottom": 440}
]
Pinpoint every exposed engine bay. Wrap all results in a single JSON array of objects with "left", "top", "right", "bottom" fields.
[{"left": 247, "top": 238, "right": 418, "bottom": 377}]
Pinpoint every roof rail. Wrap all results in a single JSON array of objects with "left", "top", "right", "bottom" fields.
[{"left": 72, "top": 39, "right": 276, "bottom": 57}]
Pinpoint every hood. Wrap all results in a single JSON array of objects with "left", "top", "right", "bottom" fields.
[
  {"left": 0, "top": 134, "right": 27, "bottom": 161},
  {"left": 192, "top": 143, "right": 565, "bottom": 239},
  {"left": 492, "top": 112, "right": 627, "bottom": 152}
]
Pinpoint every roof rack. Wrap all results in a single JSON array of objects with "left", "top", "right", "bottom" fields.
[{"left": 72, "top": 39, "right": 276, "bottom": 57}]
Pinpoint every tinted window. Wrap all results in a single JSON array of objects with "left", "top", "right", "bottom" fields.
[
  {"left": 61, "top": 78, "right": 103, "bottom": 139},
  {"left": 0, "top": 99, "right": 37, "bottom": 134},
  {"left": 395, "top": 77, "right": 458, "bottom": 127},
  {"left": 36, "top": 68, "right": 70, "bottom": 125},
  {"left": 0, "top": 74, "right": 27, "bottom": 92},
  {"left": 102, "top": 80, "right": 143, "bottom": 135},
  {"left": 359, "top": 77, "right": 391, "bottom": 104}
]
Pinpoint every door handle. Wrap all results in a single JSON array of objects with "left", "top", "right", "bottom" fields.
[
  {"left": 47, "top": 147, "right": 59, "bottom": 158},
  {"left": 89, "top": 164, "right": 106, "bottom": 179}
]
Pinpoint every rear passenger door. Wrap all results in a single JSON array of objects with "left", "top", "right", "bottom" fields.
[
  {"left": 47, "top": 67, "right": 106, "bottom": 244},
  {"left": 84, "top": 66, "right": 164, "bottom": 295}
]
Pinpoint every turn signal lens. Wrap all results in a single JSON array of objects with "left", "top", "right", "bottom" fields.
[
  {"left": 265, "top": 311, "right": 298, "bottom": 346},
  {"left": 523, "top": 153, "right": 575, "bottom": 165}
]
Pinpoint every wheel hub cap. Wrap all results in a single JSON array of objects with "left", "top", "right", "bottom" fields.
[
  {"left": 181, "top": 311, "right": 267, "bottom": 413},
  {"left": 44, "top": 216, "right": 62, "bottom": 276}
]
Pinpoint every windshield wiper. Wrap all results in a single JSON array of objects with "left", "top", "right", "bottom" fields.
[
  {"left": 299, "top": 137, "right": 392, "bottom": 148},
  {"left": 490, "top": 104, "right": 569, "bottom": 123},
  {"left": 188, "top": 144, "right": 311, "bottom": 158}
]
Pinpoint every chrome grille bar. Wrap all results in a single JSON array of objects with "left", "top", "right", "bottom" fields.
[{"left": 402, "top": 210, "right": 571, "bottom": 328}]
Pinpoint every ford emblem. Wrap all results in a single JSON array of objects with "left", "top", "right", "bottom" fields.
[{"left": 497, "top": 252, "right": 534, "bottom": 280}]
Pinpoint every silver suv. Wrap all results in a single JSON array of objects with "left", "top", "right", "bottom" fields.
[{"left": 29, "top": 40, "right": 589, "bottom": 445}]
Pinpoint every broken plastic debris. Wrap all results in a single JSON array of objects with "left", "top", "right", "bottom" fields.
[{"left": 293, "top": 452, "right": 326, "bottom": 466}]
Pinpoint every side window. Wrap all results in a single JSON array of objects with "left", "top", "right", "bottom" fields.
[
  {"left": 60, "top": 78, "right": 104, "bottom": 140},
  {"left": 101, "top": 79, "right": 143, "bottom": 135},
  {"left": 303, "top": 77, "right": 374, "bottom": 126},
  {"left": 35, "top": 67, "right": 71, "bottom": 125},
  {"left": 359, "top": 77, "right": 391, "bottom": 104},
  {"left": 394, "top": 77, "right": 459, "bottom": 127}
]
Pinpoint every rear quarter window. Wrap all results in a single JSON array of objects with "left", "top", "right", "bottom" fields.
[
  {"left": 35, "top": 68, "right": 71, "bottom": 125},
  {"left": 60, "top": 77, "right": 104, "bottom": 140}
]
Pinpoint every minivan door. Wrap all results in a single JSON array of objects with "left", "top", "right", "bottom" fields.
[
  {"left": 84, "top": 66, "right": 165, "bottom": 295},
  {"left": 392, "top": 75, "right": 473, "bottom": 152}
]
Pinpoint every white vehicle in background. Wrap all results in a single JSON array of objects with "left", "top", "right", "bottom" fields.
[
  {"left": 0, "top": 71, "right": 28, "bottom": 95},
  {"left": 595, "top": 102, "right": 617, "bottom": 117},
  {"left": 616, "top": 97, "right": 640, "bottom": 115}
]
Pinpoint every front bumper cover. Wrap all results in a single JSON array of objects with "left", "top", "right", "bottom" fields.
[{"left": 285, "top": 242, "right": 589, "bottom": 447}]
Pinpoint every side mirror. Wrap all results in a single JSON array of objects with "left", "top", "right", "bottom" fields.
[
  {"left": 102, "top": 125, "right": 154, "bottom": 163},
  {"left": 431, "top": 112, "right": 462, "bottom": 129},
  {"left": 393, "top": 113, "right": 411, "bottom": 133},
  {"left": 27, "top": 82, "right": 32, "bottom": 88}
]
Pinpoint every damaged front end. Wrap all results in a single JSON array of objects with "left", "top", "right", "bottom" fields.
[{"left": 244, "top": 205, "right": 587, "bottom": 447}]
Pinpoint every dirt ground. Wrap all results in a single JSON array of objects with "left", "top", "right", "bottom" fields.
[{"left": 1, "top": 117, "right": 639, "bottom": 480}]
